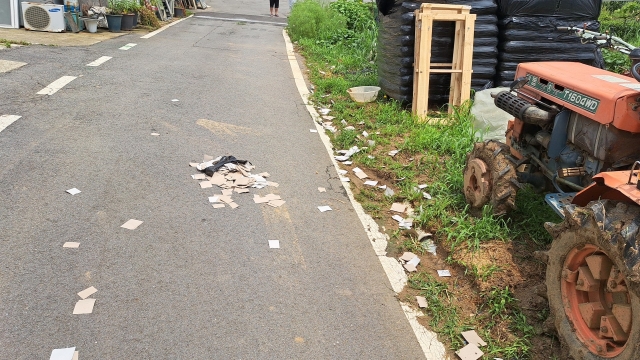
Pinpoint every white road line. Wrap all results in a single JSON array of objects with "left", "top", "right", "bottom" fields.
[
  {"left": 86, "top": 56, "right": 112, "bottom": 67},
  {"left": 140, "top": 15, "right": 193, "bottom": 39},
  {"left": 195, "top": 15, "right": 286, "bottom": 26},
  {"left": 0, "top": 115, "right": 22, "bottom": 133},
  {"left": 119, "top": 43, "right": 137, "bottom": 50},
  {"left": 282, "top": 29, "right": 447, "bottom": 360},
  {"left": 37, "top": 76, "right": 77, "bottom": 95}
]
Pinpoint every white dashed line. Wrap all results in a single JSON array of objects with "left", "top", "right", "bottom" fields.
[
  {"left": 119, "top": 43, "right": 137, "bottom": 50},
  {"left": 86, "top": 56, "right": 112, "bottom": 67},
  {"left": 37, "top": 76, "right": 77, "bottom": 95},
  {"left": 0, "top": 115, "right": 22, "bottom": 133},
  {"left": 140, "top": 15, "right": 193, "bottom": 39}
]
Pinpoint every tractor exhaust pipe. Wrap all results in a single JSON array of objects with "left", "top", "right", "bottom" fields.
[{"left": 492, "top": 91, "right": 554, "bottom": 126}]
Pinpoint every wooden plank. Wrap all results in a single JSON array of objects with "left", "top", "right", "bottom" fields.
[
  {"left": 64, "top": 12, "right": 80, "bottom": 33},
  {"left": 412, "top": 9, "right": 422, "bottom": 114},
  {"left": 430, "top": 63, "right": 453, "bottom": 67},
  {"left": 459, "top": 14, "right": 476, "bottom": 106},
  {"left": 415, "top": 13, "right": 434, "bottom": 118},
  {"left": 449, "top": 20, "right": 463, "bottom": 109},
  {"left": 430, "top": 69, "right": 463, "bottom": 73}
]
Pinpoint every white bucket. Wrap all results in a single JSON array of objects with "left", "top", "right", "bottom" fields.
[
  {"left": 84, "top": 18, "right": 99, "bottom": 33},
  {"left": 347, "top": 86, "right": 381, "bottom": 103}
]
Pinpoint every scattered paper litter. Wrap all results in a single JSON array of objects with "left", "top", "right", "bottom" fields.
[
  {"left": 364, "top": 180, "right": 378, "bottom": 186},
  {"left": 72, "top": 351, "right": 78, "bottom": 360},
  {"left": 66, "top": 188, "right": 81, "bottom": 195},
  {"left": 404, "top": 264, "right": 417, "bottom": 272},
  {"left": 253, "top": 196, "right": 270, "bottom": 204},
  {"left": 212, "top": 203, "right": 225, "bottom": 209},
  {"left": 203, "top": 154, "right": 214, "bottom": 162},
  {"left": 208, "top": 196, "right": 220, "bottom": 203},
  {"left": 392, "top": 214, "right": 404, "bottom": 222},
  {"left": 121, "top": 219, "right": 143, "bottom": 230},
  {"left": 461, "top": 330, "right": 487, "bottom": 347},
  {"left": 189, "top": 162, "right": 199, "bottom": 167},
  {"left": 267, "top": 181, "right": 279, "bottom": 187},
  {"left": 267, "top": 199, "right": 286, "bottom": 207},
  {"left": 229, "top": 202, "right": 239, "bottom": 209},
  {"left": 171, "top": 99, "right": 179, "bottom": 102},
  {"left": 268, "top": 240, "right": 280, "bottom": 248},
  {"left": 423, "top": 192, "right": 432, "bottom": 200},
  {"left": 388, "top": 150, "right": 399, "bottom": 157},
  {"left": 407, "top": 256, "right": 420, "bottom": 267},
  {"left": 234, "top": 188, "right": 250, "bottom": 194},
  {"left": 343, "top": 161, "right": 353, "bottom": 165},
  {"left": 310, "top": 129, "right": 318, "bottom": 133},
  {"left": 355, "top": 171, "right": 368, "bottom": 180},
  {"left": 384, "top": 187, "right": 395, "bottom": 196},
  {"left": 199, "top": 181, "right": 212, "bottom": 189},
  {"left": 418, "top": 184, "right": 428, "bottom": 189},
  {"left": 323, "top": 116, "right": 335, "bottom": 120},
  {"left": 340, "top": 177, "right": 350, "bottom": 182},
  {"left": 437, "top": 269, "right": 451, "bottom": 277},
  {"left": 264, "top": 194, "right": 281, "bottom": 201},
  {"left": 319, "top": 108, "right": 331, "bottom": 115},
  {"left": 151, "top": 132, "right": 160, "bottom": 136},
  {"left": 335, "top": 146, "right": 360, "bottom": 161},
  {"left": 77, "top": 286, "right": 97, "bottom": 300},
  {"left": 378, "top": 185, "right": 387, "bottom": 190},
  {"left": 362, "top": 131, "right": 369, "bottom": 137},
  {"left": 50, "top": 347, "right": 76, "bottom": 360},
  {"left": 73, "top": 298, "right": 96, "bottom": 314},
  {"left": 192, "top": 174, "right": 206, "bottom": 180},
  {"left": 317, "top": 205, "right": 332, "bottom": 212},
  {"left": 63, "top": 242, "right": 80, "bottom": 248},
  {"left": 344, "top": 126, "right": 355, "bottom": 131},
  {"left": 353, "top": 167, "right": 363, "bottom": 173},
  {"left": 400, "top": 252, "right": 417, "bottom": 261},
  {"left": 456, "top": 343, "right": 484, "bottom": 360},
  {"left": 341, "top": 119, "right": 348, "bottom": 125},
  {"left": 416, "top": 296, "right": 428, "bottom": 308},
  {"left": 318, "top": 187, "right": 326, "bottom": 192},
  {"left": 338, "top": 169, "right": 348, "bottom": 175},
  {"left": 221, "top": 189, "right": 233, "bottom": 196},
  {"left": 390, "top": 203, "right": 407, "bottom": 213},
  {"left": 218, "top": 195, "right": 233, "bottom": 204}
]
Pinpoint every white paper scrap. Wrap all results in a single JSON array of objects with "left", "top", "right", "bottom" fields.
[
  {"left": 318, "top": 205, "right": 332, "bottom": 212},
  {"left": 390, "top": 203, "right": 407, "bottom": 213},
  {"left": 73, "top": 298, "right": 96, "bottom": 314},
  {"left": 199, "top": 181, "right": 212, "bottom": 189},
  {"left": 63, "top": 242, "right": 80, "bottom": 248},
  {"left": 343, "top": 161, "right": 353, "bottom": 165},
  {"left": 340, "top": 177, "right": 350, "bottom": 182},
  {"left": 407, "top": 256, "right": 420, "bottom": 267},
  {"left": 77, "top": 286, "right": 97, "bottom": 299},
  {"left": 151, "top": 132, "right": 160, "bottom": 136},
  {"left": 66, "top": 188, "right": 81, "bottom": 195},
  {"left": 121, "top": 219, "right": 143, "bottom": 230},
  {"left": 72, "top": 351, "right": 78, "bottom": 360},
  {"left": 364, "top": 180, "right": 378, "bottom": 186},
  {"left": 268, "top": 240, "right": 280, "bottom": 248},
  {"left": 50, "top": 347, "right": 76, "bottom": 360},
  {"left": 192, "top": 174, "right": 206, "bottom": 180},
  {"left": 362, "top": 131, "right": 369, "bottom": 137},
  {"left": 418, "top": 184, "right": 428, "bottom": 189},
  {"left": 352, "top": 167, "right": 363, "bottom": 173},
  {"left": 318, "top": 187, "right": 326, "bottom": 192},
  {"left": 423, "top": 192, "right": 432, "bottom": 200},
  {"left": 208, "top": 196, "right": 220, "bottom": 203},
  {"left": 456, "top": 343, "right": 484, "bottom": 360},
  {"left": 404, "top": 264, "right": 417, "bottom": 272},
  {"left": 416, "top": 296, "right": 428, "bottom": 308},
  {"left": 338, "top": 170, "right": 348, "bottom": 175},
  {"left": 461, "top": 330, "right": 487, "bottom": 347},
  {"left": 310, "top": 129, "right": 318, "bottom": 133},
  {"left": 388, "top": 150, "right": 399, "bottom": 157},
  {"left": 212, "top": 203, "right": 225, "bottom": 209},
  {"left": 437, "top": 270, "right": 451, "bottom": 277},
  {"left": 319, "top": 108, "right": 331, "bottom": 115},
  {"left": 392, "top": 215, "right": 404, "bottom": 222},
  {"left": 171, "top": 98, "right": 179, "bottom": 102}
]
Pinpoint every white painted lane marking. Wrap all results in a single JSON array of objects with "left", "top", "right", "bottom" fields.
[
  {"left": 0, "top": 115, "right": 21, "bottom": 133},
  {"left": 86, "top": 56, "right": 112, "bottom": 67},
  {"left": 37, "top": 76, "right": 77, "bottom": 95},
  {"left": 282, "top": 29, "right": 447, "bottom": 360},
  {"left": 140, "top": 15, "right": 193, "bottom": 39},
  {"left": 119, "top": 43, "right": 137, "bottom": 50},
  {"left": 0, "top": 59, "right": 27, "bottom": 73}
]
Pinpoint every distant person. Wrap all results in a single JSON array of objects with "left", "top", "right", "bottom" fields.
[{"left": 270, "top": 0, "right": 279, "bottom": 16}]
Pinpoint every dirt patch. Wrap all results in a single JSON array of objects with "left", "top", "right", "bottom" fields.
[{"left": 451, "top": 241, "right": 524, "bottom": 292}]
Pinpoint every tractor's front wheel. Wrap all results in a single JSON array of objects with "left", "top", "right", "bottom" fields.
[
  {"left": 463, "top": 140, "right": 518, "bottom": 215},
  {"left": 546, "top": 200, "right": 640, "bottom": 359}
]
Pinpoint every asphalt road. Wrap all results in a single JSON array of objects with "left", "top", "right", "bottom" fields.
[{"left": 0, "top": 3, "right": 426, "bottom": 359}]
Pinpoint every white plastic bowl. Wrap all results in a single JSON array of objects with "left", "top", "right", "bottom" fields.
[{"left": 347, "top": 86, "right": 381, "bottom": 103}]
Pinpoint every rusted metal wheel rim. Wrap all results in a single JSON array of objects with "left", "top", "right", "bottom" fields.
[
  {"left": 463, "top": 158, "right": 490, "bottom": 207},
  {"left": 561, "top": 244, "right": 632, "bottom": 357}
]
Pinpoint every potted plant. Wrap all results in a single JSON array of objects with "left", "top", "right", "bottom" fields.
[
  {"left": 106, "top": 0, "right": 125, "bottom": 32},
  {"left": 174, "top": 0, "right": 186, "bottom": 17},
  {"left": 120, "top": 0, "right": 136, "bottom": 31}
]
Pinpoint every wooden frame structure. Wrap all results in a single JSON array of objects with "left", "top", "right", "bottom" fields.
[{"left": 412, "top": 4, "right": 476, "bottom": 117}]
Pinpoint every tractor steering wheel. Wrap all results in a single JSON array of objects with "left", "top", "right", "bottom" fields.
[{"left": 632, "top": 62, "right": 640, "bottom": 83}]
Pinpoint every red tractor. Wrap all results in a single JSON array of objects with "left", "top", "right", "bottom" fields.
[{"left": 463, "top": 28, "right": 640, "bottom": 359}]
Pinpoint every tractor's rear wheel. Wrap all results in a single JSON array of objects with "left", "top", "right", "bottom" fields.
[
  {"left": 463, "top": 140, "right": 518, "bottom": 215},
  {"left": 546, "top": 200, "right": 640, "bottom": 359}
]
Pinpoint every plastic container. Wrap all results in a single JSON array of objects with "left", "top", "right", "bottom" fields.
[
  {"left": 347, "top": 86, "right": 381, "bottom": 103},
  {"left": 84, "top": 18, "right": 99, "bottom": 33}
]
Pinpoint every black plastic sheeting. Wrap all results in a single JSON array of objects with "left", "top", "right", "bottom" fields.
[
  {"left": 496, "top": 0, "right": 601, "bottom": 19},
  {"left": 494, "top": 16, "right": 601, "bottom": 86},
  {"left": 377, "top": 0, "right": 499, "bottom": 104}
]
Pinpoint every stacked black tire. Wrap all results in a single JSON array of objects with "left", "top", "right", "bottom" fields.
[
  {"left": 495, "top": 0, "right": 602, "bottom": 87},
  {"left": 377, "top": 0, "right": 499, "bottom": 104}
]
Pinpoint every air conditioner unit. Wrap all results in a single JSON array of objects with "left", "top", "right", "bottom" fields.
[{"left": 22, "top": 2, "right": 65, "bottom": 32}]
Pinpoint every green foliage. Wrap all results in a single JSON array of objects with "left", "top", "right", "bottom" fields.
[
  {"left": 600, "top": 1, "right": 640, "bottom": 72},
  {"left": 139, "top": 6, "right": 161, "bottom": 28},
  {"left": 108, "top": 0, "right": 127, "bottom": 14}
]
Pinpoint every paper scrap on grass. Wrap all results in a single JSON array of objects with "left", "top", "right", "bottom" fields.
[
  {"left": 212, "top": 203, "right": 225, "bottom": 209},
  {"left": 338, "top": 170, "right": 348, "bottom": 175},
  {"left": 353, "top": 167, "right": 363, "bottom": 173},
  {"left": 362, "top": 131, "right": 369, "bottom": 137},
  {"left": 461, "top": 330, "right": 487, "bottom": 347},
  {"left": 268, "top": 240, "right": 280, "bottom": 248},
  {"left": 335, "top": 146, "right": 359, "bottom": 162},
  {"left": 340, "top": 177, "right": 350, "bottom": 182},
  {"left": 199, "top": 181, "right": 212, "bottom": 189},
  {"left": 364, "top": 180, "right": 378, "bottom": 186},
  {"left": 388, "top": 150, "right": 399, "bottom": 157},
  {"left": 416, "top": 296, "right": 428, "bottom": 308},
  {"left": 318, "top": 187, "right": 326, "bottom": 192},
  {"left": 343, "top": 161, "right": 353, "bottom": 165},
  {"left": 319, "top": 108, "right": 331, "bottom": 115},
  {"left": 66, "top": 188, "right": 81, "bottom": 195},
  {"left": 318, "top": 206, "right": 332, "bottom": 212},
  {"left": 423, "top": 192, "right": 432, "bottom": 200},
  {"left": 418, "top": 184, "right": 428, "bottom": 189},
  {"left": 192, "top": 174, "right": 206, "bottom": 180},
  {"left": 437, "top": 269, "right": 451, "bottom": 277},
  {"left": 404, "top": 264, "right": 417, "bottom": 272},
  {"left": 73, "top": 298, "right": 96, "bottom": 314},
  {"left": 121, "top": 219, "right": 143, "bottom": 230},
  {"left": 50, "top": 347, "right": 76, "bottom": 360},
  {"left": 456, "top": 343, "right": 484, "bottom": 360},
  {"left": 77, "top": 286, "right": 97, "bottom": 299},
  {"left": 390, "top": 203, "right": 407, "bottom": 213},
  {"left": 400, "top": 252, "right": 417, "bottom": 261},
  {"left": 63, "top": 242, "right": 80, "bottom": 248},
  {"left": 407, "top": 256, "right": 420, "bottom": 267}
]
